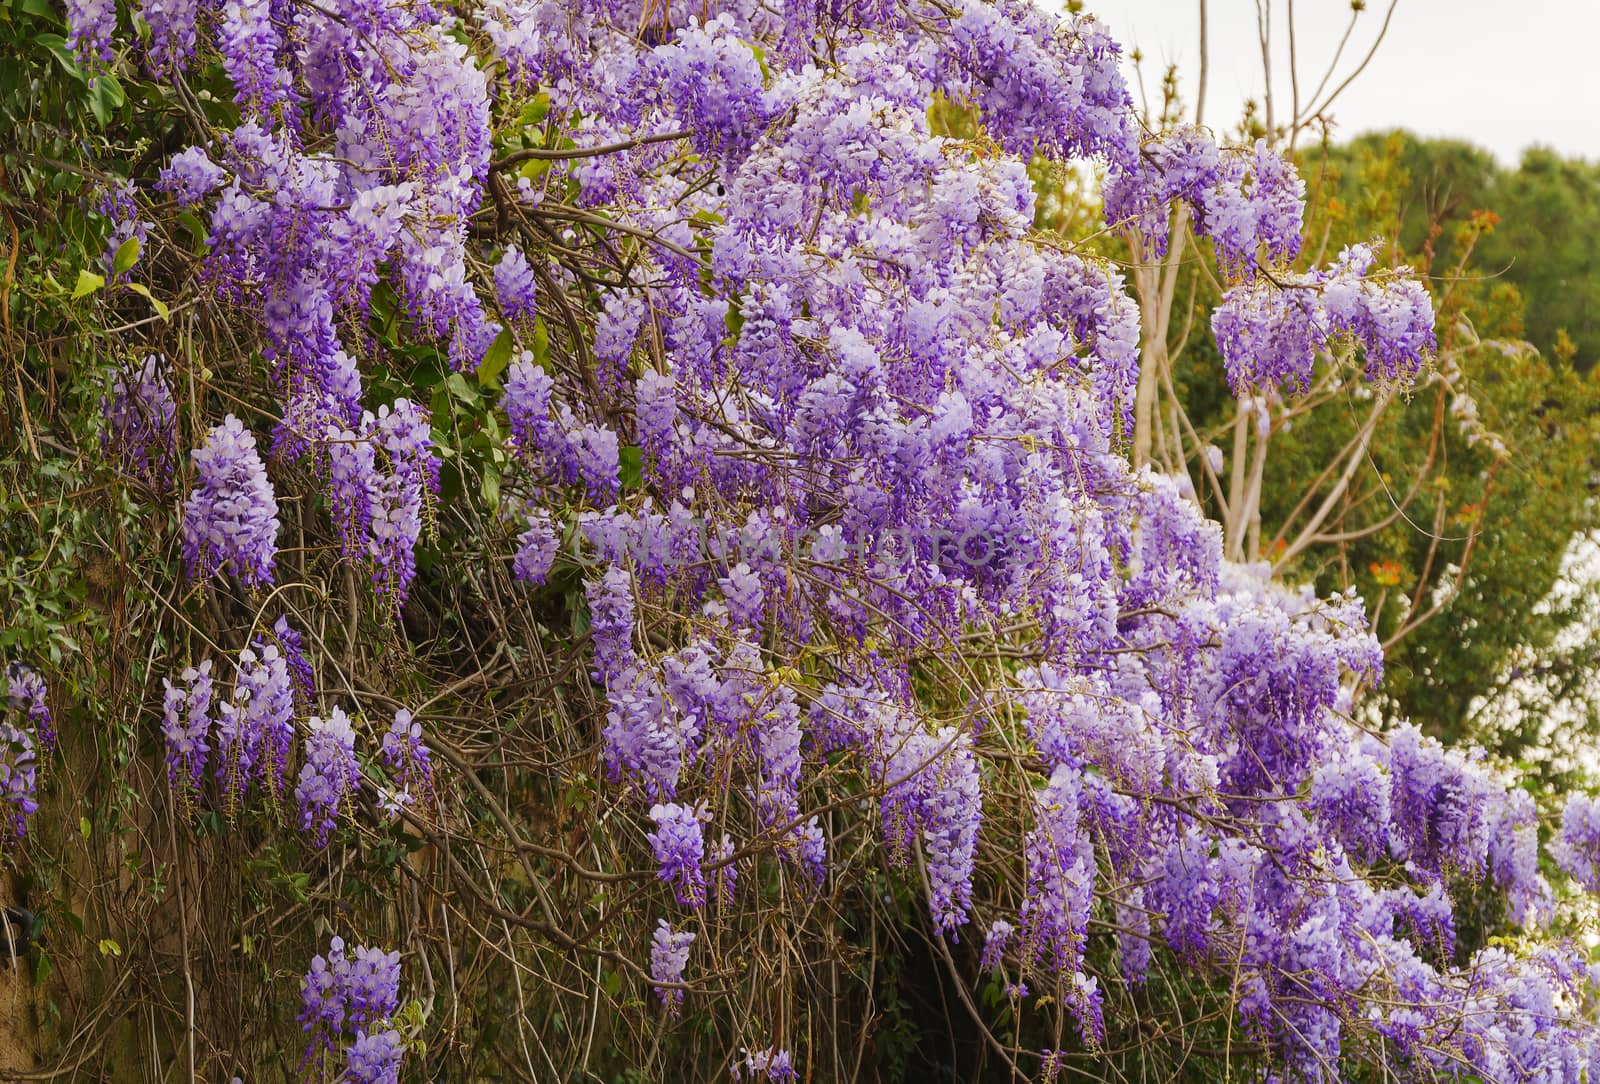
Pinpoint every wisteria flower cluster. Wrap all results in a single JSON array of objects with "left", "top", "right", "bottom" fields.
[
  {"left": 102, "top": 355, "right": 177, "bottom": 492},
  {"left": 1212, "top": 241, "right": 1437, "bottom": 392},
  {"left": 298, "top": 937, "right": 406, "bottom": 1082},
  {"left": 181, "top": 415, "right": 279, "bottom": 590},
  {"left": 159, "top": 623, "right": 432, "bottom": 845},
  {"left": 0, "top": 665, "right": 50, "bottom": 846}
]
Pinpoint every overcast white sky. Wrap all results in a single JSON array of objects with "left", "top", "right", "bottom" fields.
[{"left": 1083, "top": 0, "right": 1600, "bottom": 166}]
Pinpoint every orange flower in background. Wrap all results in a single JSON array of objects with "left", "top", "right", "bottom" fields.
[{"left": 1368, "top": 560, "right": 1404, "bottom": 587}]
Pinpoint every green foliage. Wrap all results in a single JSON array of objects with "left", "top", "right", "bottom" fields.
[{"left": 1322, "top": 131, "right": 1600, "bottom": 369}]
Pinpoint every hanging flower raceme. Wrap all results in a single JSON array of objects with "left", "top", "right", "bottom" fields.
[
  {"left": 0, "top": 663, "right": 50, "bottom": 846},
  {"left": 512, "top": 509, "right": 559, "bottom": 585},
  {"left": 378, "top": 709, "right": 434, "bottom": 815},
  {"left": 299, "top": 936, "right": 405, "bottom": 1078},
  {"left": 181, "top": 415, "right": 280, "bottom": 590},
  {"left": 5, "top": 664, "right": 53, "bottom": 756},
  {"left": 218, "top": 641, "right": 296, "bottom": 806},
  {"left": 295, "top": 708, "right": 360, "bottom": 846},
  {"left": 162, "top": 661, "right": 215, "bottom": 801},
  {"left": 103, "top": 356, "right": 177, "bottom": 492},
  {"left": 1212, "top": 242, "right": 1436, "bottom": 393},
  {"left": 648, "top": 801, "right": 709, "bottom": 907},
  {"left": 649, "top": 919, "right": 694, "bottom": 1016}
]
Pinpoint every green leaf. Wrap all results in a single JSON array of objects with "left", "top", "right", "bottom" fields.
[
  {"left": 619, "top": 445, "right": 643, "bottom": 491},
  {"left": 15, "top": 0, "right": 63, "bottom": 25},
  {"left": 87, "top": 73, "right": 124, "bottom": 127},
  {"left": 480, "top": 464, "right": 500, "bottom": 508},
  {"left": 125, "top": 282, "right": 169, "bottom": 320},
  {"left": 532, "top": 317, "right": 549, "bottom": 366},
  {"left": 71, "top": 269, "right": 104, "bottom": 300},
  {"left": 477, "top": 328, "right": 513, "bottom": 390},
  {"left": 112, "top": 236, "right": 140, "bottom": 275},
  {"left": 97, "top": 938, "right": 121, "bottom": 958},
  {"left": 177, "top": 211, "right": 209, "bottom": 254},
  {"left": 78, "top": 816, "right": 91, "bottom": 840},
  {"left": 517, "top": 92, "right": 551, "bottom": 128},
  {"left": 445, "top": 371, "right": 479, "bottom": 405},
  {"left": 35, "top": 33, "right": 85, "bottom": 83},
  {"left": 743, "top": 39, "right": 771, "bottom": 81}
]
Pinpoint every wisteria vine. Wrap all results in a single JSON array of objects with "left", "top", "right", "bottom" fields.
[{"left": 32, "top": 0, "right": 1600, "bottom": 1078}]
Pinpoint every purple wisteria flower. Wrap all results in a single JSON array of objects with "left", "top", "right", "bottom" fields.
[
  {"left": 5, "top": 664, "right": 54, "bottom": 756},
  {"left": 649, "top": 919, "right": 694, "bottom": 1015},
  {"left": 299, "top": 937, "right": 405, "bottom": 1075},
  {"left": 587, "top": 565, "right": 636, "bottom": 683},
  {"left": 648, "top": 801, "right": 708, "bottom": 907},
  {"left": 1212, "top": 242, "right": 1435, "bottom": 392},
  {"left": 157, "top": 146, "right": 227, "bottom": 207},
  {"left": 0, "top": 667, "right": 45, "bottom": 845},
  {"left": 225, "top": 642, "right": 296, "bottom": 804},
  {"left": 182, "top": 415, "right": 280, "bottom": 590},
  {"left": 503, "top": 354, "right": 556, "bottom": 458},
  {"left": 162, "top": 661, "right": 215, "bottom": 798},
  {"left": 103, "top": 356, "right": 177, "bottom": 491},
  {"left": 379, "top": 709, "right": 434, "bottom": 812},
  {"left": 272, "top": 615, "right": 315, "bottom": 709},
  {"left": 345, "top": 1028, "right": 404, "bottom": 1084},
  {"left": 733, "top": 1046, "right": 798, "bottom": 1082},
  {"left": 294, "top": 707, "right": 360, "bottom": 845},
  {"left": 65, "top": 0, "right": 116, "bottom": 61},
  {"left": 512, "top": 510, "right": 559, "bottom": 585},
  {"left": 219, "top": 0, "right": 291, "bottom": 113},
  {"left": 494, "top": 246, "right": 538, "bottom": 325},
  {"left": 1554, "top": 794, "right": 1600, "bottom": 893},
  {"left": 634, "top": 369, "right": 678, "bottom": 465}
]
